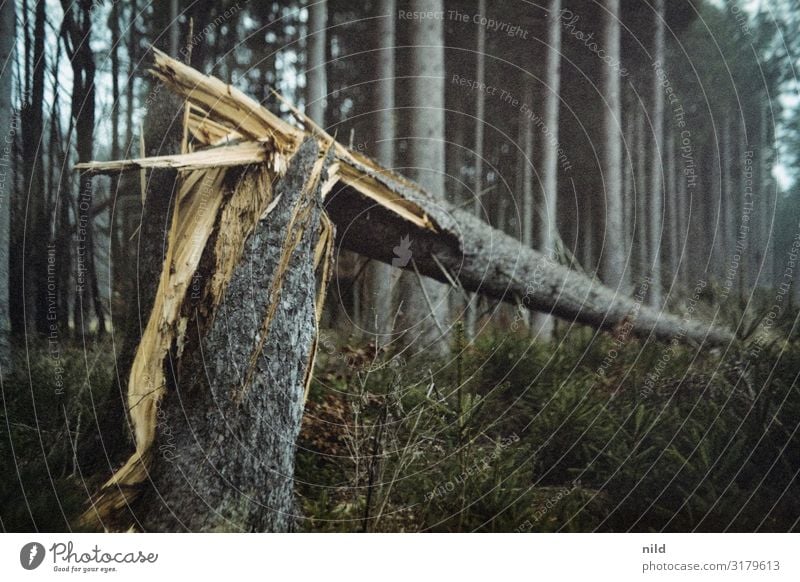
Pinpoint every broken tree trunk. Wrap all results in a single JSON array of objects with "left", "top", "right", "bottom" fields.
[
  {"left": 76, "top": 50, "right": 733, "bottom": 532},
  {"left": 138, "top": 141, "right": 329, "bottom": 531}
]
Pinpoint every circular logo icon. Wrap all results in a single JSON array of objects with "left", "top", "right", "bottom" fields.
[{"left": 20, "top": 542, "right": 45, "bottom": 570}]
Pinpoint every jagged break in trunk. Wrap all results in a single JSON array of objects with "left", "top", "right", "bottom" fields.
[{"left": 138, "top": 141, "right": 327, "bottom": 531}]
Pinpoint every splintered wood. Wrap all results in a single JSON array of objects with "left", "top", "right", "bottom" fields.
[{"left": 76, "top": 50, "right": 344, "bottom": 528}]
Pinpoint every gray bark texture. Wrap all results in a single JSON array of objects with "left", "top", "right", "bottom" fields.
[
  {"left": 396, "top": 0, "right": 450, "bottom": 350},
  {"left": 307, "top": 0, "right": 327, "bottom": 126},
  {"left": 465, "top": 0, "right": 486, "bottom": 340},
  {"left": 648, "top": 0, "right": 665, "bottom": 306},
  {"left": 0, "top": 0, "right": 13, "bottom": 366},
  {"left": 138, "top": 141, "right": 324, "bottom": 532},
  {"left": 325, "top": 166, "right": 733, "bottom": 345},
  {"left": 601, "top": 0, "right": 627, "bottom": 291},
  {"left": 533, "top": 0, "right": 562, "bottom": 338},
  {"left": 363, "top": 0, "right": 397, "bottom": 339}
]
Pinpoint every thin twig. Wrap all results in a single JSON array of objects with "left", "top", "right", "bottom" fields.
[{"left": 410, "top": 259, "right": 447, "bottom": 336}]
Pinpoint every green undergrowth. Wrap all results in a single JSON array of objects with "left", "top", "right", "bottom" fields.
[
  {"left": 297, "top": 316, "right": 800, "bottom": 532},
  {"left": 2, "top": 305, "right": 798, "bottom": 532},
  {"left": 0, "top": 344, "right": 116, "bottom": 532}
]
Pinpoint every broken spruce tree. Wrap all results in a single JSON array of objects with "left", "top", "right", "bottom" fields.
[{"left": 76, "top": 50, "right": 733, "bottom": 532}]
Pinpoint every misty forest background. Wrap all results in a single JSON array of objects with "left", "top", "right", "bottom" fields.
[{"left": 2, "top": 0, "right": 800, "bottom": 532}]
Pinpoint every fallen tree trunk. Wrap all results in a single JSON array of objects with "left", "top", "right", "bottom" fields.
[
  {"left": 74, "top": 50, "right": 732, "bottom": 346},
  {"left": 324, "top": 173, "right": 732, "bottom": 345},
  {"left": 76, "top": 50, "right": 733, "bottom": 532}
]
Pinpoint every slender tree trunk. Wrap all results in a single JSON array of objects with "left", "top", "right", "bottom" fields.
[
  {"left": 125, "top": 0, "right": 137, "bottom": 154},
  {"left": 759, "top": 101, "right": 773, "bottom": 287},
  {"left": 396, "top": 0, "right": 450, "bottom": 351},
  {"left": 736, "top": 116, "right": 748, "bottom": 301},
  {"left": 711, "top": 125, "right": 723, "bottom": 278},
  {"left": 666, "top": 120, "right": 678, "bottom": 287},
  {"left": 518, "top": 85, "right": 534, "bottom": 330},
  {"left": 0, "top": 0, "right": 14, "bottom": 366},
  {"left": 21, "top": 0, "right": 47, "bottom": 334},
  {"left": 72, "top": 2, "right": 105, "bottom": 337},
  {"left": 647, "top": 0, "right": 665, "bottom": 306},
  {"left": 722, "top": 110, "right": 736, "bottom": 291},
  {"left": 635, "top": 107, "right": 648, "bottom": 282},
  {"left": 466, "top": 0, "right": 486, "bottom": 339},
  {"left": 676, "top": 127, "right": 688, "bottom": 288},
  {"left": 364, "top": 0, "right": 396, "bottom": 340},
  {"left": 78, "top": 0, "right": 188, "bottom": 473},
  {"left": 170, "top": 0, "right": 180, "bottom": 57},
  {"left": 533, "top": 0, "right": 562, "bottom": 338},
  {"left": 520, "top": 88, "right": 534, "bottom": 252},
  {"left": 109, "top": 1, "right": 124, "bottom": 311},
  {"left": 600, "top": 0, "right": 626, "bottom": 291},
  {"left": 307, "top": 0, "right": 327, "bottom": 127},
  {"left": 623, "top": 98, "right": 634, "bottom": 274},
  {"left": 583, "top": 195, "right": 595, "bottom": 274}
]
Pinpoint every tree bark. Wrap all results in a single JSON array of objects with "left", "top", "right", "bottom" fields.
[
  {"left": 635, "top": 106, "right": 648, "bottom": 282},
  {"left": 62, "top": 0, "right": 105, "bottom": 337},
  {"left": 519, "top": 85, "right": 534, "bottom": 330},
  {"left": 647, "top": 0, "right": 665, "bottom": 306},
  {"left": 676, "top": 123, "right": 688, "bottom": 287},
  {"left": 465, "top": 0, "right": 487, "bottom": 339},
  {"left": 363, "top": 0, "right": 397, "bottom": 340},
  {"left": 396, "top": 0, "right": 450, "bottom": 350},
  {"left": 169, "top": 0, "right": 180, "bottom": 58},
  {"left": 758, "top": 101, "right": 773, "bottom": 286},
  {"left": 533, "top": 0, "right": 562, "bottom": 338},
  {"left": 0, "top": 0, "right": 13, "bottom": 366},
  {"left": 666, "top": 120, "right": 678, "bottom": 283},
  {"left": 325, "top": 166, "right": 733, "bottom": 345},
  {"left": 21, "top": 0, "right": 46, "bottom": 335},
  {"left": 600, "top": 0, "right": 626, "bottom": 291},
  {"left": 138, "top": 141, "right": 325, "bottom": 532},
  {"left": 307, "top": 0, "right": 327, "bottom": 126}
]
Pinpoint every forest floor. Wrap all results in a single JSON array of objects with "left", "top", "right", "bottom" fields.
[{"left": 2, "top": 302, "right": 799, "bottom": 532}]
